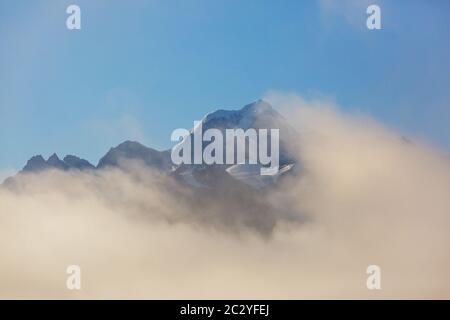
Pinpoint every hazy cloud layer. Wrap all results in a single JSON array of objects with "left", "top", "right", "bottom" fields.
[
  {"left": 1, "top": 94, "right": 449, "bottom": 299},
  {"left": 0, "top": 169, "right": 17, "bottom": 184}
]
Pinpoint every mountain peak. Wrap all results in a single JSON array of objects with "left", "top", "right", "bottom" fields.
[
  {"left": 46, "top": 153, "right": 68, "bottom": 170},
  {"left": 97, "top": 141, "right": 171, "bottom": 171},
  {"left": 241, "top": 99, "right": 273, "bottom": 113},
  {"left": 22, "top": 155, "right": 48, "bottom": 172},
  {"left": 63, "top": 155, "right": 95, "bottom": 170},
  {"left": 116, "top": 140, "right": 145, "bottom": 150},
  {"left": 201, "top": 99, "right": 276, "bottom": 130},
  {"left": 47, "top": 153, "right": 60, "bottom": 162},
  {"left": 30, "top": 155, "right": 45, "bottom": 162},
  {"left": 20, "top": 153, "right": 94, "bottom": 173}
]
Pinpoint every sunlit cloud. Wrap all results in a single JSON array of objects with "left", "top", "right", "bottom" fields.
[{"left": 1, "top": 93, "right": 449, "bottom": 299}]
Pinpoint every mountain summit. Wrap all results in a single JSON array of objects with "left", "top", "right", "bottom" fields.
[
  {"left": 202, "top": 100, "right": 292, "bottom": 133},
  {"left": 22, "top": 153, "right": 94, "bottom": 172},
  {"left": 97, "top": 140, "right": 172, "bottom": 171}
]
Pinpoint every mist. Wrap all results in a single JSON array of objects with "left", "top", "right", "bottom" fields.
[{"left": 1, "top": 94, "right": 449, "bottom": 299}]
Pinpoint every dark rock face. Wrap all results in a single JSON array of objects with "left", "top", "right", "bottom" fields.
[
  {"left": 46, "top": 153, "right": 69, "bottom": 171},
  {"left": 63, "top": 155, "right": 96, "bottom": 170},
  {"left": 97, "top": 140, "right": 172, "bottom": 172},
  {"left": 22, "top": 155, "right": 50, "bottom": 172},
  {"left": 22, "top": 154, "right": 94, "bottom": 173}
]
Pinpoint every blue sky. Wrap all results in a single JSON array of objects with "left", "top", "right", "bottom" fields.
[{"left": 1, "top": 0, "right": 449, "bottom": 173}]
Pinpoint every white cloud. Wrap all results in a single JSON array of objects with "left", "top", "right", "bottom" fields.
[
  {"left": 1, "top": 93, "right": 449, "bottom": 299},
  {"left": 0, "top": 169, "right": 17, "bottom": 184}
]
